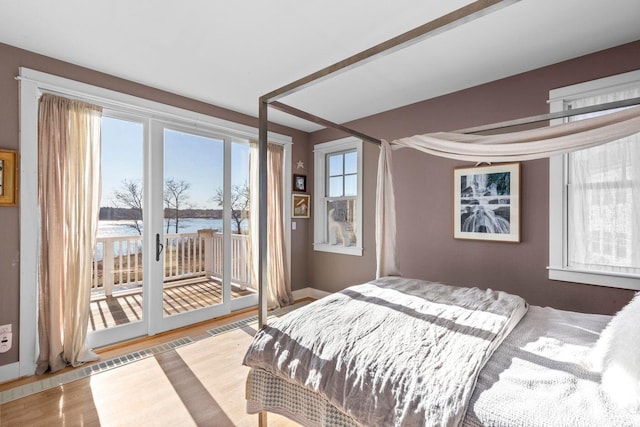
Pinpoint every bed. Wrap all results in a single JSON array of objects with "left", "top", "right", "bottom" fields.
[{"left": 243, "top": 276, "right": 640, "bottom": 426}]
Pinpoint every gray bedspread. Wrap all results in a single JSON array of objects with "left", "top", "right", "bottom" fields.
[{"left": 243, "top": 277, "right": 528, "bottom": 427}]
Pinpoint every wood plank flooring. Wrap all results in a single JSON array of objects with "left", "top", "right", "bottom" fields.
[
  {"left": 0, "top": 305, "right": 303, "bottom": 426},
  {"left": 89, "top": 277, "right": 254, "bottom": 331}
]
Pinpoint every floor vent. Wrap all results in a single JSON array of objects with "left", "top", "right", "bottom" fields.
[
  {"left": 1, "top": 302, "right": 309, "bottom": 404},
  {"left": 0, "top": 337, "right": 193, "bottom": 404}
]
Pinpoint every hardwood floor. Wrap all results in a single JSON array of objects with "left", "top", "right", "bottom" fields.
[{"left": 0, "top": 304, "right": 305, "bottom": 426}]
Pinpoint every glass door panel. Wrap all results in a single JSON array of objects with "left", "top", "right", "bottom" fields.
[
  {"left": 230, "top": 141, "right": 256, "bottom": 304},
  {"left": 162, "top": 128, "right": 225, "bottom": 317},
  {"left": 88, "top": 115, "right": 146, "bottom": 347}
]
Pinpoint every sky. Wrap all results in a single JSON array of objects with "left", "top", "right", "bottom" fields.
[{"left": 101, "top": 116, "right": 250, "bottom": 210}]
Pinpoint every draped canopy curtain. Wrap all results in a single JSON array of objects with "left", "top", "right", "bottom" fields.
[
  {"left": 249, "top": 142, "right": 293, "bottom": 309},
  {"left": 37, "top": 93, "right": 102, "bottom": 374},
  {"left": 376, "top": 105, "right": 640, "bottom": 278}
]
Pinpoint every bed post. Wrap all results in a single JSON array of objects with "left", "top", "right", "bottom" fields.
[
  {"left": 258, "top": 98, "right": 269, "bottom": 330},
  {"left": 258, "top": 98, "right": 268, "bottom": 427}
]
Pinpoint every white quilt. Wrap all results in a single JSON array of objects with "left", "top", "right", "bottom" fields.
[
  {"left": 464, "top": 306, "right": 640, "bottom": 427},
  {"left": 243, "top": 277, "right": 528, "bottom": 427}
]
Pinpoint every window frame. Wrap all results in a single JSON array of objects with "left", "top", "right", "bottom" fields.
[
  {"left": 313, "top": 137, "right": 363, "bottom": 256},
  {"left": 548, "top": 69, "right": 640, "bottom": 290}
]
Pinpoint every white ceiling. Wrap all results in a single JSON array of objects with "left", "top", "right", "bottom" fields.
[{"left": 1, "top": 0, "right": 639, "bottom": 132}]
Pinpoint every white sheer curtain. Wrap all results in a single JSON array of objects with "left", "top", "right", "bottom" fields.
[
  {"left": 376, "top": 139, "right": 400, "bottom": 278},
  {"left": 249, "top": 142, "right": 293, "bottom": 309},
  {"left": 376, "top": 105, "right": 640, "bottom": 277},
  {"left": 568, "top": 89, "right": 640, "bottom": 276},
  {"left": 37, "top": 94, "right": 102, "bottom": 373}
]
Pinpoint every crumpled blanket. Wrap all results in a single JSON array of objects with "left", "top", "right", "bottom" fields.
[{"left": 243, "top": 276, "right": 528, "bottom": 426}]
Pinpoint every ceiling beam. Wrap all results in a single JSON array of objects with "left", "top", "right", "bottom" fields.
[
  {"left": 270, "top": 101, "right": 381, "bottom": 145},
  {"left": 261, "top": 0, "right": 520, "bottom": 104}
]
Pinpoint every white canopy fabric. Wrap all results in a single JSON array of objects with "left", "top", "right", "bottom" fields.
[{"left": 375, "top": 105, "right": 640, "bottom": 278}]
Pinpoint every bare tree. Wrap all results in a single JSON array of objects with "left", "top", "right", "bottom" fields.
[
  {"left": 164, "top": 178, "right": 192, "bottom": 233},
  {"left": 213, "top": 182, "right": 250, "bottom": 234},
  {"left": 112, "top": 179, "right": 143, "bottom": 235}
]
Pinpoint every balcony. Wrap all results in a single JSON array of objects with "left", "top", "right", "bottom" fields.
[{"left": 90, "top": 230, "right": 255, "bottom": 332}]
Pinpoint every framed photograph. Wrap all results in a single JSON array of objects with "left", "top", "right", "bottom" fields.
[
  {"left": 0, "top": 149, "right": 18, "bottom": 206},
  {"left": 293, "top": 174, "right": 307, "bottom": 192},
  {"left": 292, "top": 194, "right": 310, "bottom": 218},
  {"left": 453, "top": 163, "right": 520, "bottom": 242}
]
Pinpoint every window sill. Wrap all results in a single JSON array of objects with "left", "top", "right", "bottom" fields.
[
  {"left": 313, "top": 243, "right": 363, "bottom": 256},
  {"left": 548, "top": 266, "right": 640, "bottom": 291}
]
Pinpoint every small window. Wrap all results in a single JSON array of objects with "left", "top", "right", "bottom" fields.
[{"left": 314, "top": 137, "right": 363, "bottom": 256}]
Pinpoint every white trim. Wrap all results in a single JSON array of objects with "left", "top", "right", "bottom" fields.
[
  {"left": 313, "top": 243, "right": 363, "bottom": 256},
  {"left": 292, "top": 287, "right": 331, "bottom": 301},
  {"left": 548, "top": 70, "right": 640, "bottom": 290},
  {"left": 313, "top": 137, "right": 363, "bottom": 256},
  {"left": 17, "top": 68, "right": 292, "bottom": 145},
  {"left": 0, "top": 362, "right": 20, "bottom": 384},
  {"left": 548, "top": 267, "right": 640, "bottom": 291},
  {"left": 549, "top": 69, "right": 640, "bottom": 103},
  {"left": 18, "top": 77, "right": 40, "bottom": 379}
]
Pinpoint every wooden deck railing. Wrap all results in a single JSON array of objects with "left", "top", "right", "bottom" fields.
[{"left": 92, "top": 230, "right": 252, "bottom": 296}]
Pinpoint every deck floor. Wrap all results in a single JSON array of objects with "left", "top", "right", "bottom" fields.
[{"left": 89, "top": 277, "right": 254, "bottom": 332}]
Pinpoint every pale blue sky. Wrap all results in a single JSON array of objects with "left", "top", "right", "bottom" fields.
[{"left": 101, "top": 116, "right": 250, "bottom": 209}]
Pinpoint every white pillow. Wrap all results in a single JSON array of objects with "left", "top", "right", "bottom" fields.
[{"left": 595, "top": 292, "right": 640, "bottom": 412}]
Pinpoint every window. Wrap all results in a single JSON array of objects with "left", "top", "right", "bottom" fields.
[
  {"left": 548, "top": 70, "right": 640, "bottom": 290},
  {"left": 314, "top": 137, "right": 363, "bottom": 256}
]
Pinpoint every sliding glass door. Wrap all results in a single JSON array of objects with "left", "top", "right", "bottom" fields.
[
  {"left": 88, "top": 118, "right": 258, "bottom": 345},
  {"left": 148, "top": 123, "right": 257, "bottom": 334}
]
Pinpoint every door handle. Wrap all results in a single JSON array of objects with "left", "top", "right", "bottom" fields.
[{"left": 156, "top": 233, "right": 164, "bottom": 261}]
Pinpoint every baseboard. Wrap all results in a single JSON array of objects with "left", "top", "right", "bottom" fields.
[
  {"left": 0, "top": 362, "right": 20, "bottom": 384},
  {"left": 292, "top": 287, "right": 330, "bottom": 301}
]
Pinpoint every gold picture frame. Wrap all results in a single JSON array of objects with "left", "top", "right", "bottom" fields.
[
  {"left": 453, "top": 162, "right": 520, "bottom": 242},
  {"left": 0, "top": 149, "right": 18, "bottom": 206},
  {"left": 292, "top": 194, "right": 310, "bottom": 218}
]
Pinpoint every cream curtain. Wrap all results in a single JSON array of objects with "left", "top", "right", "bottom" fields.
[
  {"left": 249, "top": 142, "right": 293, "bottom": 309},
  {"left": 37, "top": 94, "right": 102, "bottom": 374},
  {"left": 376, "top": 105, "right": 640, "bottom": 277},
  {"left": 392, "top": 105, "right": 640, "bottom": 162},
  {"left": 375, "top": 139, "right": 400, "bottom": 278}
]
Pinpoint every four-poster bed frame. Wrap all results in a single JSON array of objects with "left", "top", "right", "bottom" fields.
[
  {"left": 256, "top": 0, "right": 640, "bottom": 329},
  {"left": 249, "top": 1, "right": 640, "bottom": 425}
]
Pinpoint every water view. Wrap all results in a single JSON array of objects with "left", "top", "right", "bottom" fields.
[{"left": 98, "top": 218, "right": 247, "bottom": 237}]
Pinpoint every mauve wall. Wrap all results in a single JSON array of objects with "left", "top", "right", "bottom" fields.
[
  {"left": 308, "top": 40, "right": 640, "bottom": 315},
  {"left": 0, "top": 42, "right": 309, "bottom": 368}
]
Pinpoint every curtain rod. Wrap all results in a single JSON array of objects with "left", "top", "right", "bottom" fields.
[{"left": 455, "top": 96, "right": 640, "bottom": 134}]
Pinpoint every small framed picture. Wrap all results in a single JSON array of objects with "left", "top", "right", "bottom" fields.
[
  {"left": 0, "top": 149, "right": 18, "bottom": 206},
  {"left": 292, "top": 194, "right": 310, "bottom": 218},
  {"left": 293, "top": 174, "right": 307, "bottom": 192},
  {"left": 453, "top": 162, "right": 520, "bottom": 242}
]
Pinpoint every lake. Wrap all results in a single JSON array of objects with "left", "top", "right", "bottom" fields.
[{"left": 98, "top": 218, "right": 247, "bottom": 238}]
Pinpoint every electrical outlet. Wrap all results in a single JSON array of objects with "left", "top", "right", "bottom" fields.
[
  {"left": 0, "top": 332, "right": 11, "bottom": 353},
  {"left": 0, "top": 324, "right": 11, "bottom": 334}
]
